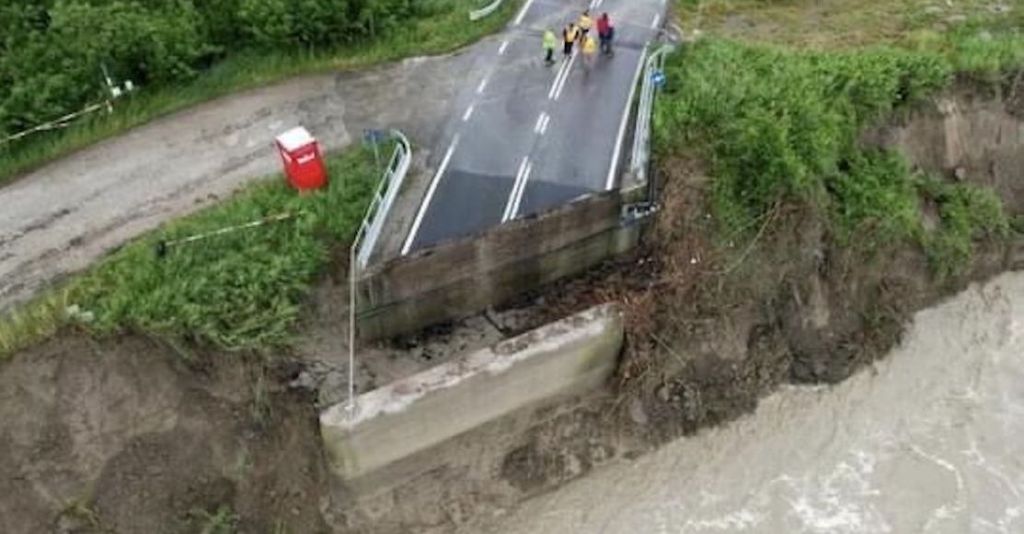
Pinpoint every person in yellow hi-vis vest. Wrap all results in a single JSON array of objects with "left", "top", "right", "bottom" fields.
[
  {"left": 562, "top": 23, "right": 579, "bottom": 58},
  {"left": 582, "top": 34, "right": 598, "bottom": 71},
  {"left": 577, "top": 10, "right": 593, "bottom": 42},
  {"left": 543, "top": 29, "right": 557, "bottom": 65}
]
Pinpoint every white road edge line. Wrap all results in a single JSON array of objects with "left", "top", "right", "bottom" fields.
[
  {"left": 462, "top": 104, "right": 475, "bottom": 122},
  {"left": 607, "top": 44, "right": 648, "bottom": 191},
  {"left": 547, "top": 57, "right": 571, "bottom": 99},
  {"left": 513, "top": 0, "right": 536, "bottom": 26},
  {"left": 553, "top": 52, "right": 578, "bottom": 100},
  {"left": 498, "top": 40, "right": 509, "bottom": 55},
  {"left": 401, "top": 135, "right": 460, "bottom": 255},
  {"left": 509, "top": 162, "right": 532, "bottom": 219},
  {"left": 477, "top": 75, "right": 490, "bottom": 94},
  {"left": 502, "top": 157, "right": 531, "bottom": 222},
  {"left": 651, "top": 14, "right": 661, "bottom": 29},
  {"left": 539, "top": 114, "right": 550, "bottom": 135}
]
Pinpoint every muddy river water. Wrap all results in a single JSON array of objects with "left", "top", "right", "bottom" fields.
[{"left": 467, "top": 271, "right": 1024, "bottom": 533}]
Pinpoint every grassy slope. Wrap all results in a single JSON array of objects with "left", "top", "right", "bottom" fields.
[
  {"left": 657, "top": 0, "right": 1022, "bottom": 274},
  {"left": 0, "top": 147, "right": 380, "bottom": 360},
  {"left": 675, "top": 0, "right": 1021, "bottom": 49},
  {"left": 0, "top": 0, "right": 518, "bottom": 187}
]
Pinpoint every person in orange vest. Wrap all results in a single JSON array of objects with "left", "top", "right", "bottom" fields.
[{"left": 562, "top": 23, "right": 579, "bottom": 58}]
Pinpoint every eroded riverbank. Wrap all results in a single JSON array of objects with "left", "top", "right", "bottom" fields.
[{"left": 463, "top": 271, "right": 1024, "bottom": 533}]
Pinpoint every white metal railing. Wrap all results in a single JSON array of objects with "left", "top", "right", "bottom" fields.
[
  {"left": 353, "top": 130, "right": 412, "bottom": 269},
  {"left": 347, "top": 129, "right": 411, "bottom": 417},
  {"left": 469, "top": 0, "right": 505, "bottom": 20},
  {"left": 630, "top": 44, "right": 674, "bottom": 184}
]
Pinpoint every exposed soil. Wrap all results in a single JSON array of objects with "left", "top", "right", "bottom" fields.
[
  {"left": 1, "top": 89, "right": 1022, "bottom": 533},
  {"left": 0, "top": 334, "right": 330, "bottom": 533}
]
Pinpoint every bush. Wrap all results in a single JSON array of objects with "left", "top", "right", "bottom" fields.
[
  {"left": 920, "top": 178, "right": 1009, "bottom": 277},
  {"left": 0, "top": 0, "right": 454, "bottom": 138},
  {"left": 0, "top": 1, "right": 211, "bottom": 133},
  {"left": 654, "top": 40, "right": 948, "bottom": 237},
  {"left": 827, "top": 150, "right": 920, "bottom": 248}
]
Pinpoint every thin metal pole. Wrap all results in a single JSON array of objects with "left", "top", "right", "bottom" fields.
[{"left": 348, "top": 241, "right": 357, "bottom": 420}]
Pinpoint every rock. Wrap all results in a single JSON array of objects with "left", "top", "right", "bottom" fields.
[{"left": 629, "top": 398, "right": 649, "bottom": 425}]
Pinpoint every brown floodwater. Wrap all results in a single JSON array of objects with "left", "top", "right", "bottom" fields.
[{"left": 467, "top": 272, "right": 1024, "bottom": 533}]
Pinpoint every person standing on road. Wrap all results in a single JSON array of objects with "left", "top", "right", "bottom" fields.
[
  {"left": 543, "top": 29, "right": 557, "bottom": 65},
  {"left": 562, "top": 23, "right": 579, "bottom": 58},
  {"left": 578, "top": 10, "right": 593, "bottom": 43},
  {"left": 597, "top": 12, "right": 614, "bottom": 55},
  {"left": 582, "top": 33, "right": 598, "bottom": 71}
]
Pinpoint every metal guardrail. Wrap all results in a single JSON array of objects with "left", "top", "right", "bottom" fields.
[
  {"left": 630, "top": 44, "right": 674, "bottom": 185},
  {"left": 347, "top": 128, "right": 411, "bottom": 418},
  {"left": 352, "top": 129, "right": 412, "bottom": 270},
  {"left": 469, "top": 0, "right": 505, "bottom": 21}
]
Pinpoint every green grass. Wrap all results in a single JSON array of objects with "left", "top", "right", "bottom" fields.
[
  {"left": 189, "top": 505, "right": 238, "bottom": 534},
  {"left": 675, "top": 0, "right": 1023, "bottom": 50},
  {"left": 0, "top": 0, "right": 517, "bottom": 187},
  {"left": 0, "top": 147, "right": 380, "bottom": 360},
  {"left": 919, "top": 176, "right": 1010, "bottom": 278},
  {"left": 653, "top": 35, "right": 1019, "bottom": 278}
]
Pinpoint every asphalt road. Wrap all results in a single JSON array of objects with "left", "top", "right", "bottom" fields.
[{"left": 401, "top": 0, "right": 667, "bottom": 253}]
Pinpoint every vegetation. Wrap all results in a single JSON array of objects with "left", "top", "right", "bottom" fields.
[
  {"left": 0, "top": 0, "right": 515, "bottom": 185},
  {"left": 653, "top": 33, "right": 1019, "bottom": 277},
  {"left": 189, "top": 505, "right": 238, "bottom": 534},
  {"left": 675, "top": 0, "right": 1023, "bottom": 49},
  {"left": 0, "top": 147, "right": 380, "bottom": 359},
  {"left": 919, "top": 177, "right": 1010, "bottom": 278}
]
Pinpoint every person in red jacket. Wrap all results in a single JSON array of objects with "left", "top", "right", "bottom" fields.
[{"left": 597, "top": 12, "right": 614, "bottom": 55}]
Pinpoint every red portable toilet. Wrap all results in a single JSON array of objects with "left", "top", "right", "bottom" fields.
[{"left": 275, "top": 126, "right": 327, "bottom": 190}]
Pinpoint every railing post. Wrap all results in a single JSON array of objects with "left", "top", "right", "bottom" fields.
[
  {"left": 348, "top": 238, "right": 358, "bottom": 419},
  {"left": 346, "top": 129, "right": 413, "bottom": 419}
]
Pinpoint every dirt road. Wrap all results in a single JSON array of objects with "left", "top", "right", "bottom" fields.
[{"left": 0, "top": 52, "right": 477, "bottom": 311}]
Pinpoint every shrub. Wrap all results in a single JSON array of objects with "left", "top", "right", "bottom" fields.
[
  {"left": 655, "top": 39, "right": 948, "bottom": 237},
  {"left": 0, "top": 0, "right": 463, "bottom": 138},
  {"left": 920, "top": 178, "right": 1009, "bottom": 277}
]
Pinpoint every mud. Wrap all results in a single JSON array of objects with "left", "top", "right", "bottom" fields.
[{"left": 0, "top": 334, "right": 330, "bottom": 533}]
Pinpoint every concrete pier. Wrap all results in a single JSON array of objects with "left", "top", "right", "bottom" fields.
[{"left": 320, "top": 304, "right": 624, "bottom": 480}]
